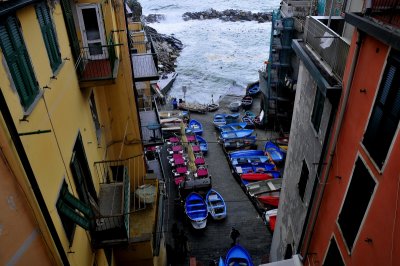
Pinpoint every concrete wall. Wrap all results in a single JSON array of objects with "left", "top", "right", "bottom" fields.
[{"left": 270, "top": 62, "right": 333, "bottom": 260}]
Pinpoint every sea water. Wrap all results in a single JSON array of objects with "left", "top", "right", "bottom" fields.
[{"left": 140, "top": 0, "right": 280, "bottom": 104}]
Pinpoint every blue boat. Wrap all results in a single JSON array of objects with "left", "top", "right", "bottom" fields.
[
  {"left": 228, "top": 150, "right": 265, "bottom": 158},
  {"left": 196, "top": 135, "right": 208, "bottom": 155},
  {"left": 219, "top": 122, "right": 248, "bottom": 132},
  {"left": 219, "top": 244, "right": 254, "bottom": 266},
  {"left": 220, "top": 129, "right": 254, "bottom": 140},
  {"left": 244, "top": 111, "right": 256, "bottom": 120},
  {"left": 205, "top": 189, "right": 226, "bottom": 220},
  {"left": 186, "top": 119, "right": 203, "bottom": 135},
  {"left": 213, "top": 114, "right": 227, "bottom": 128},
  {"left": 230, "top": 155, "right": 270, "bottom": 166},
  {"left": 222, "top": 136, "right": 258, "bottom": 151},
  {"left": 246, "top": 81, "right": 260, "bottom": 96},
  {"left": 224, "top": 113, "right": 240, "bottom": 123},
  {"left": 185, "top": 192, "right": 208, "bottom": 229},
  {"left": 264, "top": 141, "right": 285, "bottom": 163},
  {"left": 241, "top": 116, "right": 255, "bottom": 128}
]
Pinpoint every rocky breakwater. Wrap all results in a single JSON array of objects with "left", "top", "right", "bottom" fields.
[
  {"left": 144, "top": 26, "right": 183, "bottom": 73},
  {"left": 183, "top": 8, "right": 272, "bottom": 23}
]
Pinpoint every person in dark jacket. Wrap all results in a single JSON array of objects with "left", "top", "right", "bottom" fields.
[{"left": 230, "top": 227, "right": 240, "bottom": 246}]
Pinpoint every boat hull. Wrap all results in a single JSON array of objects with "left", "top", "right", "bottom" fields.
[
  {"left": 185, "top": 192, "right": 208, "bottom": 229},
  {"left": 206, "top": 189, "right": 227, "bottom": 220},
  {"left": 225, "top": 244, "right": 254, "bottom": 266}
]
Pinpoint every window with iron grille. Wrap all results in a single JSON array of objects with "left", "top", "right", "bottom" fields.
[
  {"left": 311, "top": 87, "right": 325, "bottom": 132},
  {"left": 363, "top": 50, "right": 400, "bottom": 168},
  {"left": 298, "top": 160, "right": 309, "bottom": 201},
  {"left": 338, "top": 158, "right": 375, "bottom": 251},
  {"left": 36, "top": 2, "right": 62, "bottom": 72},
  {"left": 324, "top": 237, "right": 344, "bottom": 266},
  {"left": 0, "top": 16, "right": 39, "bottom": 109}
]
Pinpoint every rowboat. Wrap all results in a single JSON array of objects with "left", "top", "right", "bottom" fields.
[
  {"left": 228, "top": 149, "right": 265, "bottom": 159},
  {"left": 246, "top": 178, "right": 283, "bottom": 197},
  {"left": 207, "top": 103, "right": 219, "bottom": 112},
  {"left": 228, "top": 101, "right": 241, "bottom": 112},
  {"left": 257, "top": 194, "right": 280, "bottom": 208},
  {"left": 264, "top": 209, "right": 278, "bottom": 232},
  {"left": 246, "top": 81, "right": 260, "bottom": 96},
  {"left": 264, "top": 141, "right": 285, "bottom": 163},
  {"left": 224, "top": 113, "right": 240, "bottom": 123},
  {"left": 205, "top": 189, "right": 226, "bottom": 220},
  {"left": 178, "top": 101, "right": 208, "bottom": 114},
  {"left": 230, "top": 154, "right": 270, "bottom": 166},
  {"left": 220, "top": 129, "right": 254, "bottom": 140},
  {"left": 186, "top": 119, "right": 203, "bottom": 135},
  {"left": 213, "top": 114, "right": 227, "bottom": 128},
  {"left": 196, "top": 135, "right": 208, "bottom": 155},
  {"left": 185, "top": 192, "right": 208, "bottom": 229},
  {"left": 220, "top": 244, "right": 254, "bottom": 266},
  {"left": 241, "top": 116, "right": 255, "bottom": 128},
  {"left": 222, "top": 136, "right": 258, "bottom": 151},
  {"left": 218, "top": 122, "right": 247, "bottom": 132},
  {"left": 241, "top": 95, "right": 253, "bottom": 110}
]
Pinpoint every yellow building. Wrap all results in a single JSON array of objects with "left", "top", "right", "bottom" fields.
[{"left": 0, "top": 0, "right": 165, "bottom": 265}]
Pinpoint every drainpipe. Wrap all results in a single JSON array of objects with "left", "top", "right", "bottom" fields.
[
  {"left": 302, "top": 30, "right": 364, "bottom": 260},
  {"left": 0, "top": 90, "right": 70, "bottom": 265}
]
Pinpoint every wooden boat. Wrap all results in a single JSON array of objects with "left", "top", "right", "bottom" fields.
[
  {"left": 205, "top": 189, "right": 226, "bottom": 220},
  {"left": 135, "top": 184, "right": 156, "bottom": 204},
  {"left": 213, "top": 114, "right": 227, "bottom": 128},
  {"left": 257, "top": 195, "right": 280, "bottom": 207},
  {"left": 228, "top": 149, "right": 265, "bottom": 159},
  {"left": 246, "top": 178, "right": 283, "bottom": 197},
  {"left": 244, "top": 110, "right": 256, "bottom": 120},
  {"left": 186, "top": 119, "right": 203, "bottom": 135},
  {"left": 254, "top": 191, "right": 280, "bottom": 211},
  {"left": 230, "top": 154, "right": 270, "bottom": 166},
  {"left": 224, "top": 113, "right": 240, "bottom": 123},
  {"left": 221, "top": 244, "right": 254, "bottom": 266},
  {"left": 207, "top": 103, "right": 219, "bottom": 112},
  {"left": 241, "top": 116, "right": 255, "bottom": 128},
  {"left": 246, "top": 81, "right": 260, "bottom": 96},
  {"left": 196, "top": 135, "right": 208, "bottom": 155},
  {"left": 264, "top": 209, "right": 278, "bottom": 232},
  {"left": 241, "top": 172, "right": 274, "bottom": 181},
  {"left": 228, "top": 101, "right": 241, "bottom": 112},
  {"left": 218, "top": 122, "right": 247, "bottom": 132},
  {"left": 241, "top": 95, "right": 253, "bottom": 110},
  {"left": 233, "top": 162, "right": 276, "bottom": 177},
  {"left": 222, "top": 136, "right": 258, "bottom": 151},
  {"left": 220, "top": 129, "right": 254, "bottom": 140},
  {"left": 264, "top": 141, "right": 285, "bottom": 163},
  {"left": 185, "top": 192, "right": 208, "bottom": 229},
  {"left": 178, "top": 101, "right": 208, "bottom": 114}
]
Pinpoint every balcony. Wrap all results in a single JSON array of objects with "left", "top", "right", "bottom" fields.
[
  {"left": 91, "top": 160, "right": 130, "bottom": 248},
  {"left": 304, "top": 16, "right": 350, "bottom": 81},
  {"left": 77, "top": 32, "right": 121, "bottom": 88},
  {"left": 368, "top": 0, "right": 400, "bottom": 28},
  {"left": 280, "top": 1, "right": 312, "bottom": 18}
]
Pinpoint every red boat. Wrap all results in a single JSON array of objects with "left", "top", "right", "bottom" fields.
[
  {"left": 257, "top": 195, "right": 279, "bottom": 207},
  {"left": 241, "top": 172, "right": 273, "bottom": 181}
]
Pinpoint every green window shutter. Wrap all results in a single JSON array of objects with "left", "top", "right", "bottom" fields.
[
  {"left": 0, "top": 16, "right": 38, "bottom": 109},
  {"left": 36, "top": 3, "right": 61, "bottom": 72},
  {"left": 57, "top": 200, "right": 91, "bottom": 230},
  {"left": 60, "top": 0, "right": 81, "bottom": 61}
]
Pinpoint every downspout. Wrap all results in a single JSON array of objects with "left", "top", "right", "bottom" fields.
[
  {"left": 302, "top": 30, "right": 364, "bottom": 259},
  {"left": 0, "top": 90, "right": 70, "bottom": 265}
]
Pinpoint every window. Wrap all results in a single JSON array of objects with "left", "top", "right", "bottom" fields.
[
  {"left": 284, "top": 244, "right": 293, "bottom": 259},
  {"left": 363, "top": 50, "right": 400, "bottom": 168},
  {"left": 0, "top": 16, "right": 39, "bottom": 109},
  {"left": 70, "top": 133, "right": 98, "bottom": 206},
  {"left": 60, "top": 0, "right": 80, "bottom": 61},
  {"left": 36, "top": 2, "right": 62, "bottom": 72},
  {"left": 323, "top": 238, "right": 344, "bottom": 266},
  {"left": 298, "top": 160, "right": 309, "bottom": 201},
  {"left": 89, "top": 92, "right": 101, "bottom": 144},
  {"left": 56, "top": 181, "right": 92, "bottom": 243},
  {"left": 338, "top": 158, "right": 375, "bottom": 251},
  {"left": 311, "top": 87, "right": 325, "bottom": 132}
]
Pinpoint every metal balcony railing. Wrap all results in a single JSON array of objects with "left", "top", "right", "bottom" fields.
[
  {"left": 76, "top": 32, "right": 122, "bottom": 82},
  {"left": 304, "top": 16, "right": 349, "bottom": 81}
]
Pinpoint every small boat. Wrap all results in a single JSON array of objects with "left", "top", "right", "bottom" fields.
[
  {"left": 196, "top": 135, "right": 208, "bottom": 155},
  {"left": 244, "top": 110, "right": 256, "bottom": 120},
  {"left": 264, "top": 209, "right": 278, "bottom": 232},
  {"left": 241, "top": 116, "right": 255, "bottom": 128},
  {"left": 254, "top": 190, "right": 280, "bottom": 211},
  {"left": 213, "top": 114, "right": 227, "bottom": 128},
  {"left": 224, "top": 113, "right": 240, "bottom": 123},
  {"left": 135, "top": 184, "right": 156, "bottom": 204},
  {"left": 246, "top": 178, "right": 283, "bottom": 197},
  {"left": 222, "top": 136, "right": 258, "bottom": 151},
  {"left": 178, "top": 101, "right": 208, "bottom": 114},
  {"left": 228, "top": 101, "right": 241, "bottom": 112},
  {"left": 228, "top": 149, "right": 265, "bottom": 159},
  {"left": 207, "top": 103, "right": 219, "bottom": 112},
  {"left": 218, "top": 122, "right": 247, "bottom": 132},
  {"left": 220, "top": 129, "right": 254, "bottom": 140},
  {"left": 241, "top": 172, "right": 274, "bottom": 181},
  {"left": 264, "top": 141, "right": 285, "bottom": 163},
  {"left": 257, "top": 195, "right": 280, "bottom": 207},
  {"left": 221, "top": 244, "right": 254, "bottom": 266},
  {"left": 241, "top": 95, "right": 253, "bottom": 110},
  {"left": 185, "top": 192, "right": 208, "bottom": 229},
  {"left": 246, "top": 81, "right": 260, "bottom": 96},
  {"left": 205, "top": 189, "right": 227, "bottom": 220},
  {"left": 230, "top": 154, "right": 269, "bottom": 166},
  {"left": 186, "top": 119, "right": 203, "bottom": 135}
]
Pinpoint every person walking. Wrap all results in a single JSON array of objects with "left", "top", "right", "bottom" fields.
[{"left": 230, "top": 227, "right": 240, "bottom": 246}]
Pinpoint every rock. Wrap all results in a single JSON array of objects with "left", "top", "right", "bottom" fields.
[
  {"left": 143, "top": 13, "right": 166, "bottom": 23},
  {"left": 126, "top": 0, "right": 142, "bottom": 22},
  {"left": 182, "top": 9, "right": 272, "bottom": 23}
]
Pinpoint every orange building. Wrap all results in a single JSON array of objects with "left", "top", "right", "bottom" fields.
[{"left": 300, "top": 1, "right": 400, "bottom": 265}]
